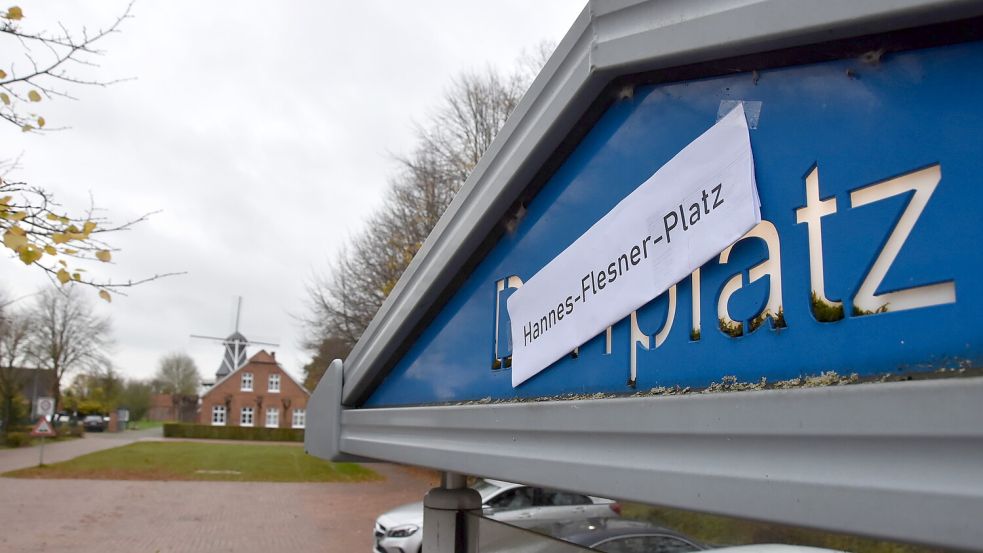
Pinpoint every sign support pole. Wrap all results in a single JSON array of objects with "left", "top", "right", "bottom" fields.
[
  {"left": 38, "top": 435, "right": 44, "bottom": 467},
  {"left": 422, "top": 472, "right": 481, "bottom": 553}
]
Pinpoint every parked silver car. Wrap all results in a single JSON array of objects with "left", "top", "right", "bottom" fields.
[{"left": 373, "top": 479, "right": 620, "bottom": 553}]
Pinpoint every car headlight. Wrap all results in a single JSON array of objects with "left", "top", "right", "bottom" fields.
[{"left": 386, "top": 524, "right": 419, "bottom": 538}]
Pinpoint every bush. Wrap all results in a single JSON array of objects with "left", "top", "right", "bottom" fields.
[
  {"left": 4, "top": 432, "right": 31, "bottom": 448},
  {"left": 163, "top": 423, "right": 304, "bottom": 442},
  {"left": 58, "top": 425, "right": 85, "bottom": 438}
]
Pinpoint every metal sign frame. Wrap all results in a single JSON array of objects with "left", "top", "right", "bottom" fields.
[{"left": 307, "top": 1, "right": 983, "bottom": 549}]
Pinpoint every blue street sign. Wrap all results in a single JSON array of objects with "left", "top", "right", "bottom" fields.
[{"left": 364, "top": 40, "right": 983, "bottom": 407}]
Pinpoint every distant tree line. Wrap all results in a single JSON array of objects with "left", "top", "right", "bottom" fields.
[
  {"left": 0, "top": 285, "right": 201, "bottom": 435},
  {"left": 0, "top": 286, "right": 112, "bottom": 433},
  {"left": 302, "top": 46, "right": 552, "bottom": 390}
]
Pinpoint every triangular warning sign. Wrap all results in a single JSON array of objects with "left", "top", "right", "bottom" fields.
[{"left": 30, "top": 417, "right": 55, "bottom": 437}]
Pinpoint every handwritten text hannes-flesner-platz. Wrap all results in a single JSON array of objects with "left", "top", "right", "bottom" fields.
[{"left": 493, "top": 163, "right": 956, "bottom": 384}]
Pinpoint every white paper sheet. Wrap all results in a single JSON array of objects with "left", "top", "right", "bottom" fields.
[{"left": 507, "top": 104, "right": 760, "bottom": 387}]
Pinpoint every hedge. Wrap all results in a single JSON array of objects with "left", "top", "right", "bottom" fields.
[
  {"left": 4, "top": 432, "right": 31, "bottom": 448},
  {"left": 163, "top": 423, "right": 304, "bottom": 442}
]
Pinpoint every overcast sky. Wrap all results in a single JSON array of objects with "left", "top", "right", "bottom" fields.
[{"left": 2, "top": 1, "right": 585, "bottom": 383}]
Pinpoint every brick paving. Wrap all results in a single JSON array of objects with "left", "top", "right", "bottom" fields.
[{"left": 0, "top": 445, "right": 436, "bottom": 552}]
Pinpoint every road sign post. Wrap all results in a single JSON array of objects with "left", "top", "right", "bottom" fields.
[
  {"left": 34, "top": 397, "right": 54, "bottom": 421},
  {"left": 306, "top": 1, "right": 983, "bottom": 550},
  {"left": 30, "top": 417, "right": 56, "bottom": 467}
]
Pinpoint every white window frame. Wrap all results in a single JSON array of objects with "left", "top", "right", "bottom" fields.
[
  {"left": 268, "top": 373, "right": 280, "bottom": 393},
  {"left": 265, "top": 407, "right": 279, "bottom": 428},
  {"left": 241, "top": 372, "right": 253, "bottom": 392},
  {"left": 211, "top": 405, "right": 226, "bottom": 426},
  {"left": 292, "top": 408, "right": 306, "bottom": 429},
  {"left": 240, "top": 406, "right": 254, "bottom": 427}
]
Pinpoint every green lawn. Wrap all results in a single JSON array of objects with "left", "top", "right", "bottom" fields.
[{"left": 3, "top": 441, "right": 382, "bottom": 483}]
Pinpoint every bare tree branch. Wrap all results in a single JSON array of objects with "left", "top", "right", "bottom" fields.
[
  {"left": 302, "top": 45, "right": 556, "bottom": 383},
  {"left": 0, "top": 2, "right": 134, "bottom": 132}
]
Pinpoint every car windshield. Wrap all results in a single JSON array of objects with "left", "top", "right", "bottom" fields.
[{"left": 471, "top": 480, "right": 502, "bottom": 501}]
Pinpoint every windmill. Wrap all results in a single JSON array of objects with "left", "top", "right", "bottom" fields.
[{"left": 191, "top": 297, "right": 279, "bottom": 383}]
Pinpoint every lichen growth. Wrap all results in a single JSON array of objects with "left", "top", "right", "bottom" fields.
[
  {"left": 810, "top": 292, "right": 844, "bottom": 322},
  {"left": 852, "top": 303, "right": 889, "bottom": 317},
  {"left": 749, "top": 308, "right": 787, "bottom": 333},
  {"left": 773, "top": 308, "right": 787, "bottom": 329},
  {"left": 772, "top": 371, "right": 859, "bottom": 389},
  {"left": 718, "top": 318, "right": 743, "bottom": 338},
  {"left": 453, "top": 366, "right": 978, "bottom": 406},
  {"left": 704, "top": 375, "right": 768, "bottom": 393}
]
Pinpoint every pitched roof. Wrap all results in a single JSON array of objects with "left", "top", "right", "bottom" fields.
[{"left": 201, "top": 349, "right": 309, "bottom": 398}]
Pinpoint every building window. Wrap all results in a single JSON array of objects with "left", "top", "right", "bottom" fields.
[
  {"left": 211, "top": 405, "right": 226, "bottom": 426},
  {"left": 268, "top": 374, "right": 280, "bottom": 393},
  {"left": 241, "top": 372, "right": 253, "bottom": 391},
  {"left": 241, "top": 407, "right": 254, "bottom": 427},
  {"left": 266, "top": 408, "right": 279, "bottom": 428},
  {"left": 292, "top": 408, "right": 305, "bottom": 429}
]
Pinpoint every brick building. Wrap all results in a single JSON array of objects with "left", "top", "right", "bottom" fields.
[
  {"left": 148, "top": 394, "right": 197, "bottom": 422},
  {"left": 197, "top": 350, "right": 309, "bottom": 429}
]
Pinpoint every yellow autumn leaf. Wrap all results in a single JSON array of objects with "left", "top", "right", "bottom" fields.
[
  {"left": 8, "top": 225, "right": 25, "bottom": 236},
  {"left": 3, "top": 228, "right": 27, "bottom": 250},
  {"left": 44, "top": 245, "right": 56, "bottom": 255},
  {"left": 18, "top": 244, "right": 41, "bottom": 265},
  {"left": 21, "top": 124, "right": 32, "bottom": 132},
  {"left": 56, "top": 268, "right": 71, "bottom": 284},
  {"left": 28, "top": 90, "right": 41, "bottom": 102},
  {"left": 0, "top": 70, "right": 6, "bottom": 79},
  {"left": 57, "top": 259, "right": 66, "bottom": 267},
  {"left": 0, "top": 196, "right": 11, "bottom": 205},
  {"left": 63, "top": 248, "right": 78, "bottom": 255},
  {"left": 6, "top": 6, "right": 23, "bottom": 20},
  {"left": 82, "top": 220, "right": 97, "bottom": 235},
  {"left": 52, "top": 233, "right": 69, "bottom": 244},
  {"left": 37, "top": 116, "right": 44, "bottom": 128},
  {"left": 46, "top": 213, "right": 61, "bottom": 221},
  {"left": 8, "top": 211, "right": 26, "bottom": 221},
  {"left": 72, "top": 272, "right": 81, "bottom": 281},
  {"left": 99, "top": 290, "right": 111, "bottom": 303},
  {"left": 0, "top": 93, "right": 8, "bottom": 105},
  {"left": 95, "top": 250, "right": 112, "bottom": 262}
]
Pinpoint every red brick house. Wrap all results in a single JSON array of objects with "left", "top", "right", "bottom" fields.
[
  {"left": 197, "top": 350, "right": 309, "bottom": 429},
  {"left": 148, "top": 394, "right": 197, "bottom": 422}
]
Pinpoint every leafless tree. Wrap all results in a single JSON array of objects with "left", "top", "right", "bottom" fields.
[
  {"left": 152, "top": 352, "right": 200, "bottom": 422},
  {"left": 303, "top": 47, "right": 554, "bottom": 386},
  {"left": 0, "top": 292, "right": 33, "bottom": 432},
  {"left": 27, "top": 286, "right": 112, "bottom": 412},
  {"left": 152, "top": 352, "right": 200, "bottom": 397}
]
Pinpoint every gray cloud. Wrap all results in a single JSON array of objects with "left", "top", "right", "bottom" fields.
[{"left": 2, "top": 0, "right": 583, "bottom": 383}]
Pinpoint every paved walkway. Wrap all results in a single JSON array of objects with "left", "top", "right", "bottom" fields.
[
  {"left": 0, "top": 463, "right": 434, "bottom": 553},
  {"left": 0, "top": 427, "right": 163, "bottom": 473},
  {"left": 0, "top": 432, "right": 438, "bottom": 552}
]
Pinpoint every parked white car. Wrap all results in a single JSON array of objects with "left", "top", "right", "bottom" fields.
[{"left": 373, "top": 478, "right": 620, "bottom": 553}]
